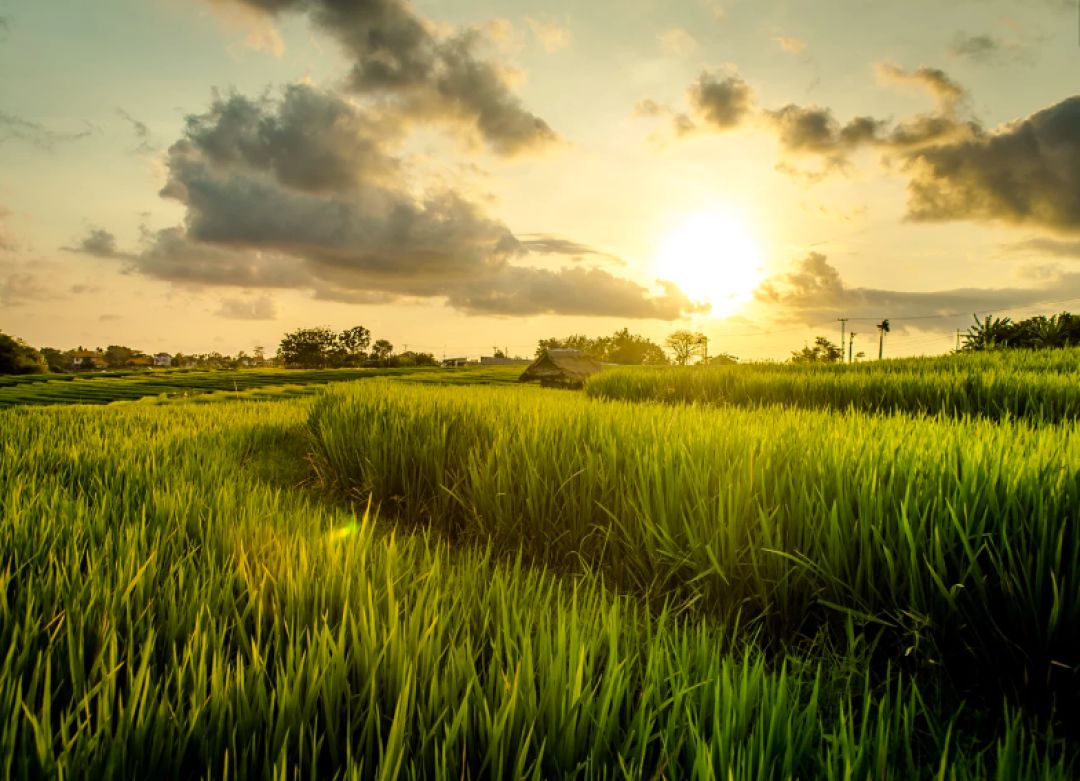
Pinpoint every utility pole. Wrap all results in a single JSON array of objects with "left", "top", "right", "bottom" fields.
[
  {"left": 702, "top": 334, "right": 709, "bottom": 365},
  {"left": 955, "top": 329, "right": 961, "bottom": 352},
  {"left": 848, "top": 332, "right": 856, "bottom": 364},
  {"left": 836, "top": 318, "right": 848, "bottom": 363}
]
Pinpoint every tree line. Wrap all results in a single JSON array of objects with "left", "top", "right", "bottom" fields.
[{"left": 276, "top": 326, "right": 435, "bottom": 369}]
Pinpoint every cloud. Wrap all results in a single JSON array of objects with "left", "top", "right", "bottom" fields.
[
  {"left": 687, "top": 71, "right": 754, "bottom": 130},
  {"left": 875, "top": 63, "right": 967, "bottom": 114},
  {"left": 774, "top": 36, "right": 806, "bottom": 54},
  {"left": 0, "top": 207, "right": 16, "bottom": 253},
  {"left": 755, "top": 251, "right": 1080, "bottom": 328},
  {"left": 659, "top": 27, "right": 699, "bottom": 57},
  {"left": 949, "top": 33, "right": 1006, "bottom": 63},
  {"left": 903, "top": 96, "right": 1080, "bottom": 233},
  {"left": 447, "top": 267, "right": 704, "bottom": 318},
  {"left": 216, "top": 295, "right": 278, "bottom": 319},
  {"left": 518, "top": 235, "right": 626, "bottom": 265},
  {"left": 116, "top": 108, "right": 155, "bottom": 153},
  {"left": 173, "top": 85, "right": 402, "bottom": 193},
  {"left": 216, "top": 0, "right": 557, "bottom": 156},
  {"left": 526, "top": 18, "right": 570, "bottom": 53},
  {"left": 765, "top": 105, "right": 884, "bottom": 160},
  {"left": 0, "top": 112, "right": 93, "bottom": 150},
  {"left": 76, "top": 84, "right": 693, "bottom": 320},
  {"left": 68, "top": 228, "right": 128, "bottom": 259},
  {"left": 1005, "top": 237, "right": 1080, "bottom": 258}
]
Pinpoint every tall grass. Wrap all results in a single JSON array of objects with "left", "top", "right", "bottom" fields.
[
  {"left": 309, "top": 382, "right": 1080, "bottom": 716},
  {"left": 585, "top": 351, "right": 1080, "bottom": 421},
  {"left": 1, "top": 381, "right": 1074, "bottom": 777}
]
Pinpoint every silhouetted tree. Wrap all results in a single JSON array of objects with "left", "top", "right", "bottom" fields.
[
  {"left": 876, "top": 319, "right": 890, "bottom": 360},
  {"left": 791, "top": 336, "right": 844, "bottom": 364}
]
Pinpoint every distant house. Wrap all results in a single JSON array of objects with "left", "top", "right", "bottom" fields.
[
  {"left": 442, "top": 357, "right": 469, "bottom": 367},
  {"left": 129, "top": 356, "right": 153, "bottom": 368},
  {"left": 519, "top": 349, "right": 603, "bottom": 389},
  {"left": 479, "top": 356, "right": 530, "bottom": 366},
  {"left": 70, "top": 350, "right": 107, "bottom": 371},
  {"left": 154, "top": 352, "right": 172, "bottom": 367}
]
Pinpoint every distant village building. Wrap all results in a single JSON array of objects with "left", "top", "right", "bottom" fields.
[
  {"left": 518, "top": 349, "right": 603, "bottom": 389},
  {"left": 442, "top": 357, "right": 469, "bottom": 367},
  {"left": 154, "top": 352, "right": 172, "bottom": 367},
  {"left": 70, "top": 350, "right": 107, "bottom": 371},
  {"left": 129, "top": 356, "right": 153, "bottom": 368}
]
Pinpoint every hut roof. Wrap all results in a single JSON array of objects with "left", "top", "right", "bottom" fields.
[{"left": 519, "top": 349, "right": 603, "bottom": 385}]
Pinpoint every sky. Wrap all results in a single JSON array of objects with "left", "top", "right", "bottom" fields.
[{"left": 1, "top": 0, "right": 1079, "bottom": 361}]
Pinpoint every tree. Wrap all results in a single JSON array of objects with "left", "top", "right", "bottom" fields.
[
  {"left": 337, "top": 326, "right": 371, "bottom": 366},
  {"left": 665, "top": 330, "right": 706, "bottom": 366},
  {"left": 371, "top": 339, "right": 394, "bottom": 364},
  {"left": 876, "top": 319, "right": 890, "bottom": 360},
  {"left": 607, "top": 328, "right": 668, "bottom": 365},
  {"left": 40, "top": 347, "right": 68, "bottom": 373},
  {"left": 790, "top": 336, "right": 844, "bottom": 364},
  {"left": 704, "top": 352, "right": 738, "bottom": 365},
  {"left": 536, "top": 330, "right": 667, "bottom": 364},
  {"left": 278, "top": 327, "right": 338, "bottom": 368},
  {"left": 104, "top": 344, "right": 137, "bottom": 369},
  {"left": 0, "top": 332, "right": 47, "bottom": 374}
]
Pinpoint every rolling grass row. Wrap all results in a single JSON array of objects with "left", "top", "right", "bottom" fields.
[
  {"left": 309, "top": 383, "right": 1080, "bottom": 721},
  {"left": 0, "top": 365, "right": 521, "bottom": 409},
  {"left": 585, "top": 354, "right": 1080, "bottom": 421},
  {"left": 7, "top": 398, "right": 1070, "bottom": 777}
]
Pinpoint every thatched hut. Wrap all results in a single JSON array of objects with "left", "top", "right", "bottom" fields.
[{"left": 518, "top": 349, "right": 603, "bottom": 389}]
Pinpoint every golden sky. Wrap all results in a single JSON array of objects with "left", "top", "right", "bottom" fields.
[{"left": 2, "top": 0, "right": 1079, "bottom": 360}]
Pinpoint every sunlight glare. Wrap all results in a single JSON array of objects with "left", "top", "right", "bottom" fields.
[{"left": 655, "top": 211, "right": 766, "bottom": 318}]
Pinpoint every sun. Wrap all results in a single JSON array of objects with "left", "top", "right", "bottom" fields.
[{"left": 654, "top": 211, "right": 766, "bottom": 318}]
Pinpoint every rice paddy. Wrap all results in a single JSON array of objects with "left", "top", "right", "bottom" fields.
[
  {"left": 1, "top": 355, "right": 1077, "bottom": 778},
  {"left": 585, "top": 348, "right": 1080, "bottom": 421}
]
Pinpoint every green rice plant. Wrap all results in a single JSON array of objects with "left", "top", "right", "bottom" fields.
[
  {"left": 309, "top": 382, "right": 1080, "bottom": 717},
  {"left": 585, "top": 350, "right": 1080, "bottom": 422}
]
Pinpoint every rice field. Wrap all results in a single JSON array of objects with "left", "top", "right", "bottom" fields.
[
  {"left": 1, "top": 355, "right": 1077, "bottom": 778},
  {"left": 585, "top": 348, "right": 1080, "bottom": 421},
  {"left": 0, "top": 365, "right": 521, "bottom": 409}
]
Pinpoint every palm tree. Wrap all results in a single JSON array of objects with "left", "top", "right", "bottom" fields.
[{"left": 876, "top": 319, "right": 890, "bottom": 360}]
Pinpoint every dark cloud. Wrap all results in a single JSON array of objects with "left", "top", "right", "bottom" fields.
[
  {"left": 68, "top": 228, "right": 128, "bottom": 259},
  {"left": 175, "top": 85, "right": 401, "bottom": 193},
  {"left": 219, "top": 0, "right": 557, "bottom": 155},
  {"left": 687, "top": 72, "right": 754, "bottom": 130},
  {"left": 76, "top": 84, "right": 692, "bottom": 320},
  {"left": 216, "top": 295, "right": 278, "bottom": 320},
  {"left": 765, "top": 105, "right": 885, "bottom": 161},
  {"left": 0, "top": 112, "right": 93, "bottom": 150},
  {"left": 447, "top": 267, "right": 704, "bottom": 318},
  {"left": 904, "top": 96, "right": 1080, "bottom": 232},
  {"left": 518, "top": 235, "right": 625, "bottom": 265},
  {"left": 949, "top": 33, "right": 1005, "bottom": 63},
  {"left": 756, "top": 251, "right": 1080, "bottom": 328}
]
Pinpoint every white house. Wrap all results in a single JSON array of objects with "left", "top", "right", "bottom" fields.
[{"left": 154, "top": 352, "right": 172, "bottom": 367}]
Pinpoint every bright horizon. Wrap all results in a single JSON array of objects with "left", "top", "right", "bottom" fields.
[{"left": 2, "top": 0, "right": 1080, "bottom": 361}]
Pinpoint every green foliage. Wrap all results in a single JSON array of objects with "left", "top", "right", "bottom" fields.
[
  {"left": 537, "top": 328, "right": 668, "bottom": 365},
  {"left": 0, "top": 331, "right": 46, "bottom": 374},
  {"left": 962, "top": 311, "right": 1080, "bottom": 351},
  {"left": 790, "top": 336, "right": 844, "bottom": 364}
]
